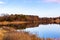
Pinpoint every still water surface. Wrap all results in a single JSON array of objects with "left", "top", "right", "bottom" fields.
[{"left": 25, "top": 24, "right": 60, "bottom": 38}]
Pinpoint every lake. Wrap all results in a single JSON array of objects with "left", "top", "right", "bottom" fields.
[{"left": 25, "top": 24, "right": 60, "bottom": 38}]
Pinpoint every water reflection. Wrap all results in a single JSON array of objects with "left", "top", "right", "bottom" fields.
[
  {"left": 0, "top": 23, "right": 40, "bottom": 29},
  {"left": 0, "top": 22, "right": 60, "bottom": 38},
  {"left": 0, "top": 22, "right": 60, "bottom": 29},
  {"left": 25, "top": 24, "right": 60, "bottom": 38}
]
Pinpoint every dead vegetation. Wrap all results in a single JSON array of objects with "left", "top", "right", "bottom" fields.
[
  {"left": 0, "top": 27, "right": 40, "bottom": 40},
  {"left": 0, "top": 26, "right": 59, "bottom": 40},
  {"left": 0, "top": 14, "right": 60, "bottom": 40}
]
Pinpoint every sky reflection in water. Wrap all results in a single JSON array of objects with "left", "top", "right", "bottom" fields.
[{"left": 25, "top": 24, "right": 60, "bottom": 38}]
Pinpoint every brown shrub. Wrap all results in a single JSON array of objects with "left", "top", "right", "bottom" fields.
[{"left": 3, "top": 31, "right": 38, "bottom": 40}]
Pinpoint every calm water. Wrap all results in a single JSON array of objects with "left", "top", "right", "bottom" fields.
[{"left": 25, "top": 24, "right": 60, "bottom": 38}]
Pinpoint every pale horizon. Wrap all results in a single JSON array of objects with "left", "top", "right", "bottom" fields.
[{"left": 0, "top": 0, "right": 60, "bottom": 17}]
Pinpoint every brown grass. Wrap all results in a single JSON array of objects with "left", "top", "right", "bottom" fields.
[
  {"left": 0, "top": 21, "right": 27, "bottom": 25},
  {"left": 0, "top": 27, "right": 40, "bottom": 40},
  {"left": 0, "top": 27, "right": 60, "bottom": 40}
]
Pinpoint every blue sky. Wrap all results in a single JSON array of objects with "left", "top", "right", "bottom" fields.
[{"left": 0, "top": 0, "right": 60, "bottom": 17}]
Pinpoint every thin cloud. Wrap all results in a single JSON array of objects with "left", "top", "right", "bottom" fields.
[
  {"left": 43, "top": 0, "right": 60, "bottom": 3},
  {"left": 0, "top": 1, "right": 5, "bottom": 4}
]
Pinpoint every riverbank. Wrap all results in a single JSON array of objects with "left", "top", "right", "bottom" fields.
[{"left": 0, "top": 27, "right": 60, "bottom": 40}]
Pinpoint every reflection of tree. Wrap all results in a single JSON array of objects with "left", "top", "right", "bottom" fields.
[
  {"left": 6, "top": 24, "right": 26, "bottom": 29},
  {"left": 0, "top": 23, "right": 39, "bottom": 29},
  {"left": 0, "top": 14, "right": 60, "bottom": 29}
]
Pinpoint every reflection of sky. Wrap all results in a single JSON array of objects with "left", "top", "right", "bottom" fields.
[
  {"left": 25, "top": 24, "right": 60, "bottom": 38},
  {"left": 0, "top": 0, "right": 60, "bottom": 17}
]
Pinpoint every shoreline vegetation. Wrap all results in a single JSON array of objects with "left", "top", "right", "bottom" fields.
[
  {"left": 0, "top": 14, "right": 59, "bottom": 24},
  {"left": 0, "top": 14, "right": 59, "bottom": 29},
  {"left": 0, "top": 14, "right": 59, "bottom": 23},
  {"left": 0, "top": 27, "right": 40, "bottom": 40},
  {"left": 0, "top": 27, "right": 60, "bottom": 40},
  {"left": 0, "top": 14, "right": 60, "bottom": 40}
]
